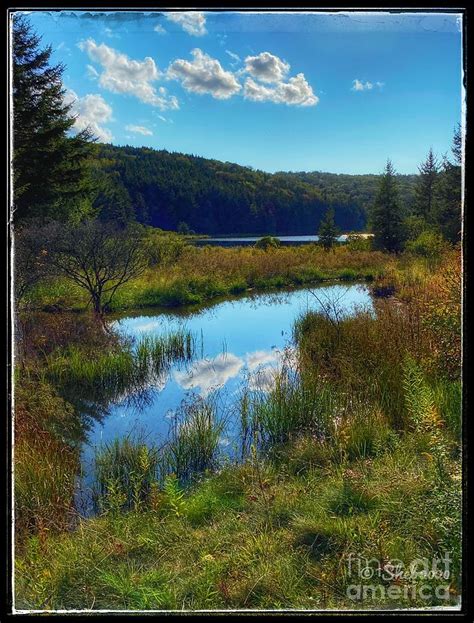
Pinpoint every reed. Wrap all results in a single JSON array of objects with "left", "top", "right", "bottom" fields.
[
  {"left": 163, "top": 396, "right": 226, "bottom": 483},
  {"left": 93, "top": 436, "right": 161, "bottom": 513},
  {"left": 46, "top": 329, "right": 195, "bottom": 408}
]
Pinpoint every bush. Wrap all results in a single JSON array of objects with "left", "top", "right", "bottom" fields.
[
  {"left": 254, "top": 236, "right": 281, "bottom": 251},
  {"left": 405, "top": 229, "right": 448, "bottom": 259}
]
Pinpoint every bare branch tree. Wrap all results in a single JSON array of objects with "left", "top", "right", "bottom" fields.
[{"left": 43, "top": 219, "right": 148, "bottom": 316}]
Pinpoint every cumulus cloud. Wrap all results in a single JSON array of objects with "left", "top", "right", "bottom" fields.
[
  {"left": 244, "top": 51, "right": 290, "bottom": 84},
  {"left": 125, "top": 124, "right": 153, "bottom": 136},
  {"left": 64, "top": 89, "right": 113, "bottom": 142},
  {"left": 154, "top": 23, "right": 166, "bottom": 34},
  {"left": 79, "top": 38, "right": 179, "bottom": 110},
  {"left": 244, "top": 74, "right": 318, "bottom": 107},
  {"left": 166, "top": 11, "right": 207, "bottom": 36},
  {"left": 167, "top": 48, "right": 241, "bottom": 100}
]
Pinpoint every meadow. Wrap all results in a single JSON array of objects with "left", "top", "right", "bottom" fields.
[
  {"left": 14, "top": 244, "right": 462, "bottom": 611},
  {"left": 26, "top": 238, "right": 390, "bottom": 311}
]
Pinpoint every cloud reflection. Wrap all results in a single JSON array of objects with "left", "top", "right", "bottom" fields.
[{"left": 174, "top": 353, "right": 244, "bottom": 397}]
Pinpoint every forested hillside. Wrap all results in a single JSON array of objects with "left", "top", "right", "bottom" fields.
[{"left": 90, "top": 144, "right": 418, "bottom": 235}]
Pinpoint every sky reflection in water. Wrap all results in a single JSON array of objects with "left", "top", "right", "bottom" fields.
[{"left": 81, "top": 284, "right": 372, "bottom": 478}]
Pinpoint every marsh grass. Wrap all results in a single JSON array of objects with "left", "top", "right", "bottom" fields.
[
  {"left": 46, "top": 329, "right": 195, "bottom": 408},
  {"left": 28, "top": 244, "right": 392, "bottom": 311},
  {"left": 94, "top": 436, "right": 162, "bottom": 513},
  {"left": 14, "top": 249, "right": 462, "bottom": 610},
  {"left": 241, "top": 369, "right": 337, "bottom": 453},
  {"left": 91, "top": 394, "right": 226, "bottom": 515},
  {"left": 162, "top": 395, "right": 226, "bottom": 483}
]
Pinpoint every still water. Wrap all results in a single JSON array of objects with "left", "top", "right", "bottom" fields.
[
  {"left": 193, "top": 235, "right": 347, "bottom": 247},
  {"left": 80, "top": 283, "right": 373, "bottom": 493}
]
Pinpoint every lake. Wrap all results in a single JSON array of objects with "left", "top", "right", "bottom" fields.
[
  {"left": 193, "top": 235, "right": 354, "bottom": 247},
  {"left": 78, "top": 283, "right": 373, "bottom": 512}
]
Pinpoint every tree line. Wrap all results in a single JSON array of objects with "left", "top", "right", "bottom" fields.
[{"left": 11, "top": 14, "right": 463, "bottom": 312}]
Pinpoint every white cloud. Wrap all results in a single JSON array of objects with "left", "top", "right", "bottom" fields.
[
  {"left": 79, "top": 38, "right": 179, "bottom": 111},
  {"left": 64, "top": 89, "right": 113, "bottom": 142},
  {"left": 225, "top": 49, "right": 241, "bottom": 67},
  {"left": 351, "top": 79, "right": 384, "bottom": 92},
  {"left": 103, "top": 26, "right": 120, "bottom": 39},
  {"left": 351, "top": 79, "right": 373, "bottom": 92},
  {"left": 86, "top": 64, "right": 99, "bottom": 80},
  {"left": 166, "top": 11, "right": 207, "bottom": 36},
  {"left": 154, "top": 23, "right": 166, "bottom": 35},
  {"left": 167, "top": 48, "right": 241, "bottom": 100},
  {"left": 244, "top": 74, "right": 318, "bottom": 107},
  {"left": 174, "top": 353, "right": 243, "bottom": 397},
  {"left": 125, "top": 124, "right": 153, "bottom": 136},
  {"left": 244, "top": 51, "right": 290, "bottom": 84}
]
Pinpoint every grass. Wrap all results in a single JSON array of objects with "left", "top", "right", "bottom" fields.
[
  {"left": 45, "top": 329, "right": 195, "bottom": 411},
  {"left": 27, "top": 244, "right": 393, "bottom": 312},
  {"left": 14, "top": 248, "right": 462, "bottom": 610},
  {"left": 15, "top": 432, "right": 461, "bottom": 610}
]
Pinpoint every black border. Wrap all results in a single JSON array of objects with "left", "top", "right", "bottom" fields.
[{"left": 2, "top": 4, "right": 471, "bottom": 620}]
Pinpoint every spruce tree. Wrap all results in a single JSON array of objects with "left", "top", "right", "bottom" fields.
[
  {"left": 432, "top": 125, "right": 462, "bottom": 243},
  {"left": 12, "top": 14, "right": 93, "bottom": 222},
  {"left": 370, "top": 160, "right": 405, "bottom": 252},
  {"left": 318, "top": 207, "right": 339, "bottom": 251},
  {"left": 414, "top": 148, "right": 439, "bottom": 222}
]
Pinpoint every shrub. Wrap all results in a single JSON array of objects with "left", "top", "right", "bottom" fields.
[{"left": 254, "top": 236, "right": 281, "bottom": 251}]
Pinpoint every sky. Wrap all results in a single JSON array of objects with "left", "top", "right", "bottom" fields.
[{"left": 19, "top": 10, "right": 463, "bottom": 175}]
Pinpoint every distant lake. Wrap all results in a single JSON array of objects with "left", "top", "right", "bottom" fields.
[{"left": 193, "top": 235, "right": 355, "bottom": 247}]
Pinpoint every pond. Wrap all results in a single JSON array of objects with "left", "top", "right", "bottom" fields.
[{"left": 78, "top": 283, "right": 373, "bottom": 512}]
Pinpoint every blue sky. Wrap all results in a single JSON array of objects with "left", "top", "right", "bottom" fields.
[{"left": 21, "top": 10, "right": 463, "bottom": 174}]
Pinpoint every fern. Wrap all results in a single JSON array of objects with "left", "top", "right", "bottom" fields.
[
  {"left": 402, "top": 356, "right": 447, "bottom": 478},
  {"left": 163, "top": 474, "right": 186, "bottom": 518}
]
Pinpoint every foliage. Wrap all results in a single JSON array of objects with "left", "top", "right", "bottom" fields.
[
  {"left": 39, "top": 219, "right": 148, "bottom": 314},
  {"left": 405, "top": 229, "right": 448, "bottom": 259},
  {"left": 370, "top": 160, "right": 406, "bottom": 252},
  {"left": 318, "top": 208, "right": 339, "bottom": 251},
  {"left": 254, "top": 236, "right": 281, "bottom": 250},
  {"left": 12, "top": 15, "right": 94, "bottom": 222},
  {"left": 87, "top": 143, "right": 419, "bottom": 235}
]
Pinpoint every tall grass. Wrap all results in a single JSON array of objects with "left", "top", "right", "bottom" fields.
[
  {"left": 241, "top": 368, "right": 337, "bottom": 453},
  {"left": 93, "top": 436, "right": 162, "bottom": 513},
  {"left": 28, "top": 243, "right": 393, "bottom": 311},
  {"left": 46, "top": 330, "right": 195, "bottom": 408},
  {"left": 91, "top": 395, "right": 226, "bottom": 514},
  {"left": 163, "top": 396, "right": 226, "bottom": 483}
]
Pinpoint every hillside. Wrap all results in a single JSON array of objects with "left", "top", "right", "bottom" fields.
[{"left": 92, "top": 144, "right": 418, "bottom": 235}]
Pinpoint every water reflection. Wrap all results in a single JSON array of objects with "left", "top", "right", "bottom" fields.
[{"left": 81, "top": 284, "right": 373, "bottom": 482}]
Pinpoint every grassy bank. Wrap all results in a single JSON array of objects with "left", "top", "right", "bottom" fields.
[
  {"left": 27, "top": 244, "right": 392, "bottom": 311},
  {"left": 15, "top": 249, "right": 462, "bottom": 611}
]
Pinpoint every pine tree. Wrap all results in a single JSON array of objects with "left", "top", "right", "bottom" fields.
[
  {"left": 318, "top": 207, "right": 339, "bottom": 251},
  {"left": 432, "top": 125, "right": 462, "bottom": 244},
  {"left": 12, "top": 14, "right": 93, "bottom": 222},
  {"left": 414, "top": 148, "right": 439, "bottom": 222},
  {"left": 370, "top": 160, "right": 405, "bottom": 252}
]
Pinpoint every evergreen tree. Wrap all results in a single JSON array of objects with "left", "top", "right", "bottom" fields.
[
  {"left": 432, "top": 125, "right": 462, "bottom": 243},
  {"left": 370, "top": 160, "right": 405, "bottom": 252},
  {"left": 12, "top": 14, "right": 93, "bottom": 222},
  {"left": 414, "top": 148, "right": 439, "bottom": 221},
  {"left": 318, "top": 207, "right": 339, "bottom": 251}
]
